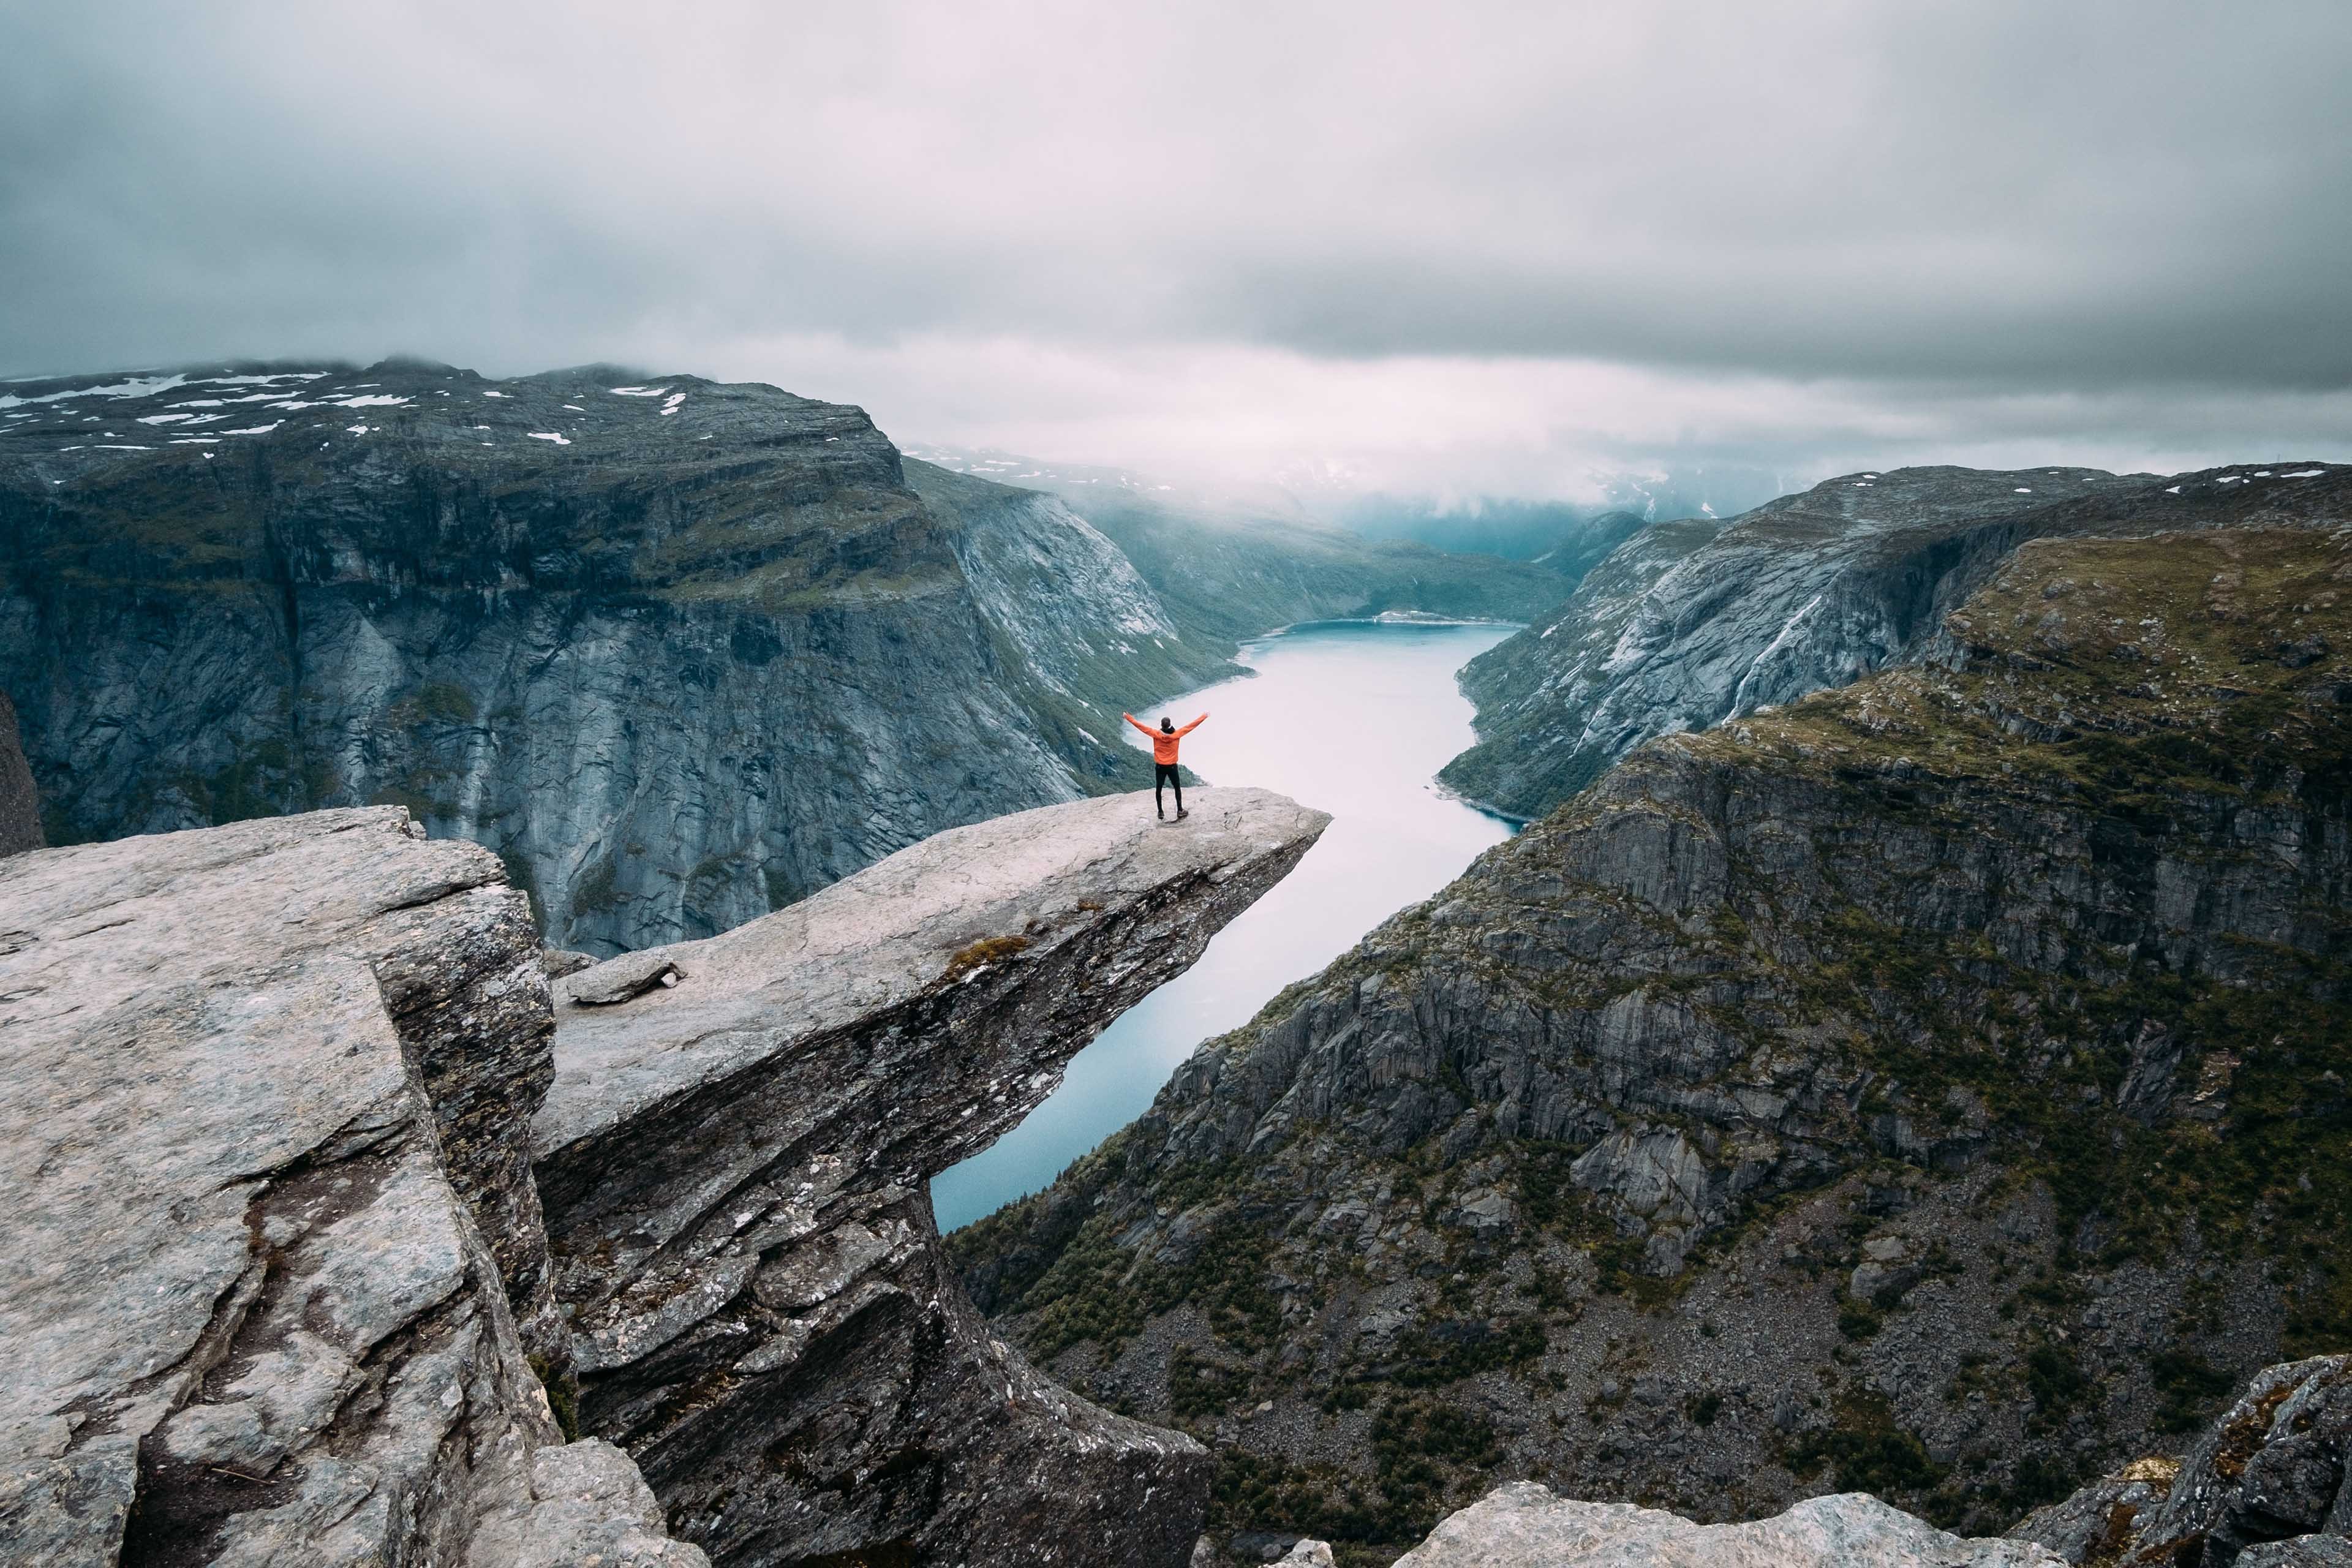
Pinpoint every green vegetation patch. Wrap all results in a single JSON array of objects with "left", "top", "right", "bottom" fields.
[
  {"left": 1782, "top": 1390, "right": 1944, "bottom": 1499},
  {"left": 1014, "top": 1189, "right": 1280, "bottom": 1362},
  {"left": 943, "top": 935, "right": 1031, "bottom": 982}
]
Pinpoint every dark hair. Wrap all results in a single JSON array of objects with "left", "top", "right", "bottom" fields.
[{"left": 1160, "top": 717, "right": 1174, "bottom": 730}]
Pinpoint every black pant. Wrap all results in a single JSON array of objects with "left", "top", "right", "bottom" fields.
[{"left": 1155, "top": 762, "right": 1183, "bottom": 813}]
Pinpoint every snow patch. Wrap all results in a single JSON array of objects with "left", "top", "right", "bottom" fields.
[
  {"left": 220, "top": 423, "right": 281, "bottom": 435},
  {"left": 660, "top": 393, "right": 685, "bottom": 416},
  {"left": 608, "top": 386, "right": 668, "bottom": 396},
  {"left": 527, "top": 432, "right": 572, "bottom": 445},
  {"left": 337, "top": 394, "right": 410, "bottom": 408},
  {"left": 2283, "top": 468, "right": 2326, "bottom": 478},
  {"left": 0, "top": 372, "right": 189, "bottom": 409}
]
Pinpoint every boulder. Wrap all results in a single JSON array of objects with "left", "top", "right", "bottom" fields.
[
  {"left": 2014, "top": 1355, "right": 2352, "bottom": 1566},
  {"left": 0, "top": 807, "right": 695, "bottom": 1566},
  {"left": 1394, "top": 1482, "right": 2063, "bottom": 1565}
]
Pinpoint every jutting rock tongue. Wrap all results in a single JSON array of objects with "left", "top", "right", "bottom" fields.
[{"left": 533, "top": 787, "right": 1330, "bottom": 1567}]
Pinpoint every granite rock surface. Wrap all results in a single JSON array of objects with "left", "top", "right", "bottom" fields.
[
  {"left": 1394, "top": 1483, "right": 2061, "bottom": 1566},
  {"left": 2013, "top": 1354, "right": 2352, "bottom": 1566},
  {"left": 0, "top": 807, "right": 700, "bottom": 1566}
]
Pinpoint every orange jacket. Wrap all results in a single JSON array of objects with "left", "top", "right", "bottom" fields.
[{"left": 1125, "top": 712, "right": 1206, "bottom": 764}]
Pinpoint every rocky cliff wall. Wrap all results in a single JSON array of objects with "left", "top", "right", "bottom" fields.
[
  {"left": 0, "top": 687, "right": 38, "bottom": 855},
  {"left": 0, "top": 807, "right": 704, "bottom": 1566},
  {"left": 0, "top": 360, "right": 1232, "bottom": 956},
  {"left": 956, "top": 526, "right": 2352, "bottom": 1555},
  {"left": 1440, "top": 462, "right": 2352, "bottom": 820}
]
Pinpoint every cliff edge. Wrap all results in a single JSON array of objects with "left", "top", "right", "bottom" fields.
[{"left": 0, "top": 787, "right": 1327, "bottom": 1565}]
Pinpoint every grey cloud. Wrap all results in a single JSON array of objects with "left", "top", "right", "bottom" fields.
[{"left": 1, "top": 0, "right": 2346, "bottom": 491}]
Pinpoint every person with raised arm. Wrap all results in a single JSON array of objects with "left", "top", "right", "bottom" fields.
[{"left": 1123, "top": 710, "right": 1208, "bottom": 820}]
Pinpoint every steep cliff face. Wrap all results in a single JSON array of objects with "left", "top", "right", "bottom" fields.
[
  {"left": 0, "top": 360, "right": 1229, "bottom": 955},
  {"left": 956, "top": 526, "right": 2352, "bottom": 1555},
  {"left": 1439, "top": 463, "right": 2352, "bottom": 820},
  {"left": 0, "top": 687, "right": 37, "bottom": 854},
  {"left": 0, "top": 808, "right": 704, "bottom": 1566},
  {"left": 905, "top": 458, "right": 1224, "bottom": 709},
  {"left": 1436, "top": 516, "right": 1724, "bottom": 816}
]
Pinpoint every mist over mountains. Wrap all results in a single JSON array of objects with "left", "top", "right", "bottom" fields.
[{"left": 907, "top": 441, "right": 1781, "bottom": 567}]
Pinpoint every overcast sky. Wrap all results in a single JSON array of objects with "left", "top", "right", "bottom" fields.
[{"left": 4, "top": 1, "right": 2347, "bottom": 499}]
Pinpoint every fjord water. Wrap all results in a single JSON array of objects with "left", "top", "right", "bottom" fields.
[{"left": 931, "top": 619, "right": 1518, "bottom": 1232}]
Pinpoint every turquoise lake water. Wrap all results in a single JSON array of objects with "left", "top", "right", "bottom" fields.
[{"left": 930, "top": 619, "right": 1519, "bottom": 1232}]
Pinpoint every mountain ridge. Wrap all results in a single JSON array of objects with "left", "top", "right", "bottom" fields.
[{"left": 1438, "top": 461, "right": 2352, "bottom": 821}]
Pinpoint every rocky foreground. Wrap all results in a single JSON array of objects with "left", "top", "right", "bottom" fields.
[
  {"left": 1338, "top": 1351, "right": 2351, "bottom": 1566},
  {"left": 0, "top": 787, "right": 1327, "bottom": 1564},
  {"left": 957, "top": 522, "right": 2352, "bottom": 1557}
]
